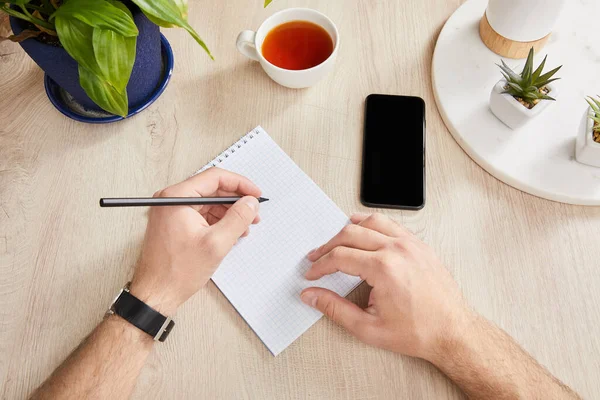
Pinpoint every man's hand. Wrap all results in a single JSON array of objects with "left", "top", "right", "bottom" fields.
[
  {"left": 129, "top": 168, "right": 262, "bottom": 315},
  {"left": 31, "top": 169, "right": 262, "bottom": 399},
  {"left": 300, "top": 212, "right": 469, "bottom": 360},
  {"left": 301, "top": 213, "right": 580, "bottom": 399}
]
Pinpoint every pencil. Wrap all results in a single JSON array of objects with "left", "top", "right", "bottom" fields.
[{"left": 100, "top": 197, "right": 269, "bottom": 207}]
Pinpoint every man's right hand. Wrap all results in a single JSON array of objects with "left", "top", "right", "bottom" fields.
[{"left": 301, "top": 212, "right": 472, "bottom": 361}]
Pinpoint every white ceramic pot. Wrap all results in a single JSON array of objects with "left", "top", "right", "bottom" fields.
[
  {"left": 489, "top": 79, "right": 557, "bottom": 130},
  {"left": 486, "top": 0, "right": 566, "bottom": 42},
  {"left": 575, "top": 107, "right": 600, "bottom": 168}
]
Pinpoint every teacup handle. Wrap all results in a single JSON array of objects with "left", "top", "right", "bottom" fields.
[{"left": 236, "top": 30, "right": 259, "bottom": 61}]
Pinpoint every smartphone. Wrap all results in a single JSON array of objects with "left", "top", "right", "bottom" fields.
[{"left": 360, "top": 94, "right": 426, "bottom": 210}]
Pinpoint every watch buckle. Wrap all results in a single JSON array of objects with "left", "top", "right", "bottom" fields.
[
  {"left": 154, "top": 317, "right": 172, "bottom": 341},
  {"left": 106, "top": 282, "right": 131, "bottom": 316}
]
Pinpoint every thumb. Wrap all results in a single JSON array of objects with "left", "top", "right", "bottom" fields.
[
  {"left": 301, "top": 287, "right": 372, "bottom": 338},
  {"left": 213, "top": 196, "right": 259, "bottom": 244}
]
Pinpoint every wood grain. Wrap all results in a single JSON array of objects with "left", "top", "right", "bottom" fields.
[
  {"left": 479, "top": 13, "right": 550, "bottom": 59},
  {"left": 1, "top": 0, "right": 599, "bottom": 399}
]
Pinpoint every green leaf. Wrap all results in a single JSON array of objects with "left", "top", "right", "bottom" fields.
[
  {"left": 589, "top": 95, "right": 600, "bottom": 113},
  {"left": 181, "top": 21, "right": 212, "bottom": 59},
  {"left": 107, "top": 0, "right": 133, "bottom": 18},
  {"left": 92, "top": 27, "right": 136, "bottom": 93},
  {"left": 587, "top": 97, "right": 600, "bottom": 113},
  {"left": 521, "top": 47, "right": 535, "bottom": 79},
  {"left": 1, "top": 0, "right": 32, "bottom": 4},
  {"left": 79, "top": 65, "right": 128, "bottom": 116},
  {"left": 0, "top": 3, "right": 55, "bottom": 30},
  {"left": 144, "top": 13, "right": 175, "bottom": 28},
  {"left": 143, "top": 0, "right": 186, "bottom": 26},
  {"left": 52, "top": 0, "right": 138, "bottom": 37},
  {"left": 264, "top": 0, "right": 273, "bottom": 6},
  {"left": 130, "top": 0, "right": 184, "bottom": 28},
  {"left": 131, "top": 0, "right": 213, "bottom": 59},
  {"left": 536, "top": 65, "right": 562, "bottom": 84},
  {"left": 173, "top": 0, "right": 187, "bottom": 18},
  {"left": 536, "top": 77, "right": 559, "bottom": 88},
  {"left": 506, "top": 82, "right": 524, "bottom": 93},
  {"left": 498, "top": 61, "right": 521, "bottom": 83},
  {"left": 55, "top": 15, "right": 103, "bottom": 76},
  {"left": 531, "top": 55, "right": 547, "bottom": 83}
]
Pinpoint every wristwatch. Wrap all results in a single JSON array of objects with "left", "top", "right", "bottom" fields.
[{"left": 107, "top": 282, "right": 175, "bottom": 342}]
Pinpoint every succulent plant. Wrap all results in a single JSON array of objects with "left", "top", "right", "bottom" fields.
[
  {"left": 496, "top": 47, "right": 562, "bottom": 108},
  {"left": 586, "top": 95, "right": 600, "bottom": 142}
]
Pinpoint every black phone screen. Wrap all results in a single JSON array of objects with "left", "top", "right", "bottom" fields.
[{"left": 360, "top": 94, "right": 425, "bottom": 209}]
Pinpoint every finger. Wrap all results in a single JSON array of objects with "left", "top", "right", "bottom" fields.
[
  {"left": 207, "top": 205, "right": 229, "bottom": 220},
  {"left": 355, "top": 213, "right": 408, "bottom": 238},
  {"left": 205, "top": 213, "right": 220, "bottom": 226},
  {"left": 211, "top": 196, "right": 259, "bottom": 247},
  {"left": 161, "top": 168, "right": 262, "bottom": 199},
  {"left": 350, "top": 213, "right": 370, "bottom": 224},
  {"left": 305, "top": 246, "right": 375, "bottom": 283},
  {"left": 301, "top": 287, "right": 375, "bottom": 339},
  {"left": 307, "top": 224, "right": 388, "bottom": 261},
  {"left": 206, "top": 205, "right": 260, "bottom": 224},
  {"left": 241, "top": 228, "right": 250, "bottom": 238},
  {"left": 215, "top": 192, "right": 261, "bottom": 224}
]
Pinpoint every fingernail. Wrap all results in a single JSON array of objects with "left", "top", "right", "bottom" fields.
[
  {"left": 308, "top": 247, "right": 318, "bottom": 255},
  {"left": 243, "top": 197, "right": 259, "bottom": 212},
  {"left": 351, "top": 212, "right": 368, "bottom": 220},
  {"left": 301, "top": 291, "right": 318, "bottom": 308}
]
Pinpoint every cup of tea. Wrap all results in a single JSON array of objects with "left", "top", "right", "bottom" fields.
[{"left": 236, "top": 8, "right": 339, "bottom": 89}]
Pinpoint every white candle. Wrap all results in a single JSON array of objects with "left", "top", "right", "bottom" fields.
[{"left": 486, "top": 0, "right": 566, "bottom": 42}]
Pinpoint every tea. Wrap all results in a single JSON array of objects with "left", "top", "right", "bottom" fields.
[{"left": 262, "top": 21, "right": 334, "bottom": 71}]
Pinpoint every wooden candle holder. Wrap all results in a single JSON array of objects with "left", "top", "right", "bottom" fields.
[{"left": 479, "top": 13, "right": 550, "bottom": 59}]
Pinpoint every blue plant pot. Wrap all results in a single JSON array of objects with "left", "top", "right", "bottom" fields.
[{"left": 9, "top": 2, "right": 163, "bottom": 113}]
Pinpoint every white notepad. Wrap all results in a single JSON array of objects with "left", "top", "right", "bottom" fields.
[{"left": 196, "top": 126, "right": 362, "bottom": 356}]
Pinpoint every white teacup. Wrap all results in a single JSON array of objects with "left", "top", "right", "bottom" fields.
[{"left": 236, "top": 8, "right": 339, "bottom": 89}]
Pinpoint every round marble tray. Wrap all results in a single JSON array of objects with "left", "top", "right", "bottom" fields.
[{"left": 432, "top": 0, "right": 600, "bottom": 205}]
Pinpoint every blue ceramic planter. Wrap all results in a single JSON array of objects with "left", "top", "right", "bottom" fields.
[{"left": 9, "top": 2, "right": 163, "bottom": 113}]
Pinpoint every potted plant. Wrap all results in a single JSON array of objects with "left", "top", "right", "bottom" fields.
[
  {"left": 0, "top": 0, "right": 212, "bottom": 119},
  {"left": 489, "top": 47, "right": 562, "bottom": 129},
  {"left": 575, "top": 96, "right": 600, "bottom": 168}
]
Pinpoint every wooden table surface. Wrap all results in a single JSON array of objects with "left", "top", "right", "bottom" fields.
[{"left": 1, "top": 0, "right": 599, "bottom": 398}]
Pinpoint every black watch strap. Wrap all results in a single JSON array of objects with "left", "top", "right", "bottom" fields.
[{"left": 110, "top": 286, "right": 175, "bottom": 342}]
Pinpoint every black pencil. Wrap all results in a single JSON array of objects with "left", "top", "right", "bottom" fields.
[{"left": 100, "top": 197, "right": 269, "bottom": 207}]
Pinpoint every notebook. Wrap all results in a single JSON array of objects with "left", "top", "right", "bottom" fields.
[{"left": 195, "top": 126, "right": 362, "bottom": 356}]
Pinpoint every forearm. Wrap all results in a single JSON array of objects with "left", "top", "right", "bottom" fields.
[
  {"left": 429, "top": 312, "right": 580, "bottom": 400},
  {"left": 31, "top": 315, "right": 154, "bottom": 400}
]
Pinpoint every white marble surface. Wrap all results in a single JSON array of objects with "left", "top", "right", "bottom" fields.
[{"left": 432, "top": 0, "right": 600, "bottom": 205}]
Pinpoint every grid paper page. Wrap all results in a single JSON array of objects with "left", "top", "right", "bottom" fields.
[{"left": 197, "top": 126, "right": 362, "bottom": 356}]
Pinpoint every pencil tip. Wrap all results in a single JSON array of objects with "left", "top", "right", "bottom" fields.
[{"left": 258, "top": 197, "right": 269, "bottom": 203}]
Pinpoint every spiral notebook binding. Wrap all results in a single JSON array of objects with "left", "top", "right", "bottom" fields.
[{"left": 193, "top": 126, "right": 262, "bottom": 175}]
